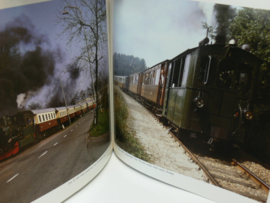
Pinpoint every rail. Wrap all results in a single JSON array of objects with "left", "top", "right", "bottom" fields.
[
  {"left": 169, "top": 131, "right": 220, "bottom": 187},
  {"left": 143, "top": 100, "right": 220, "bottom": 187},
  {"left": 232, "top": 159, "right": 270, "bottom": 193}
]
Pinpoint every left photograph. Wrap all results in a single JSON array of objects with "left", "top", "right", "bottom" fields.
[{"left": 0, "top": 0, "right": 110, "bottom": 202}]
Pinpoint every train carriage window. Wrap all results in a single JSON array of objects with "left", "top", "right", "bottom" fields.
[
  {"left": 181, "top": 55, "right": 191, "bottom": 86},
  {"left": 167, "top": 62, "right": 174, "bottom": 87},
  {"left": 46, "top": 114, "right": 48, "bottom": 121},
  {"left": 199, "top": 55, "right": 217, "bottom": 85},
  {"left": 217, "top": 59, "right": 234, "bottom": 89},
  {"left": 149, "top": 71, "right": 153, "bottom": 84},
  {"left": 171, "top": 59, "right": 181, "bottom": 87},
  {"left": 48, "top": 114, "right": 51, "bottom": 119},
  {"left": 42, "top": 115, "right": 45, "bottom": 122},
  {"left": 152, "top": 70, "right": 155, "bottom": 84},
  {"left": 39, "top": 115, "right": 41, "bottom": 123},
  {"left": 155, "top": 68, "right": 161, "bottom": 85},
  {"left": 145, "top": 73, "right": 149, "bottom": 84}
]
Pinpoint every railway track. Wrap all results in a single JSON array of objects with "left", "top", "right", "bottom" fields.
[
  {"left": 139, "top": 96, "right": 270, "bottom": 202},
  {"left": 169, "top": 126, "right": 269, "bottom": 202}
]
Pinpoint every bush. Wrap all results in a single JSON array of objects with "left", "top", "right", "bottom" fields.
[
  {"left": 114, "top": 87, "right": 150, "bottom": 162},
  {"left": 89, "top": 109, "right": 109, "bottom": 137}
]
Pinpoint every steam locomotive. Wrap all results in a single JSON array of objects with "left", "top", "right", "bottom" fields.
[
  {"left": 0, "top": 100, "right": 95, "bottom": 161},
  {"left": 114, "top": 42, "right": 261, "bottom": 145}
]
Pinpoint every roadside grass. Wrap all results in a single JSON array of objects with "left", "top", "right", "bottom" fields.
[
  {"left": 114, "top": 87, "right": 150, "bottom": 162},
  {"left": 89, "top": 109, "right": 109, "bottom": 137}
]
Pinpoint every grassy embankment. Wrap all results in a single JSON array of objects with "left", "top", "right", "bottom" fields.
[
  {"left": 114, "top": 87, "right": 150, "bottom": 162},
  {"left": 89, "top": 109, "right": 109, "bottom": 137}
]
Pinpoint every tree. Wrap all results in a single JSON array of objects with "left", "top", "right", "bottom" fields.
[
  {"left": 28, "top": 102, "right": 42, "bottom": 110},
  {"left": 228, "top": 8, "right": 270, "bottom": 105},
  {"left": 229, "top": 8, "right": 270, "bottom": 158},
  {"left": 59, "top": 0, "right": 107, "bottom": 124},
  {"left": 113, "top": 53, "right": 147, "bottom": 76},
  {"left": 201, "top": 22, "right": 215, "bottom": 44}
]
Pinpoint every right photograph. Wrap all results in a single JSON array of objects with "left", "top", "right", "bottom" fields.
[{"left": 113, "top": 0, "right": 270, "bottom": 202}]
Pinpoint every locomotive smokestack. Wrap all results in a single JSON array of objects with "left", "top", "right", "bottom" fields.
[
  {"left": 199, "top": 28, "right": 209, "bottom": 47},
  {"left": 214, "top": 4, "right": 236, "bottom": 45}
]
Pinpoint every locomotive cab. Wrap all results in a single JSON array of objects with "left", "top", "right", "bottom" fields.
[{"left": 162, "top": 44, "right": 261, "bottom": 144}]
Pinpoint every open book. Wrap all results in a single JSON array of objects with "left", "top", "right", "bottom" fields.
[{"left": 0, "top": 0, "right": 270, "bottom": 202}]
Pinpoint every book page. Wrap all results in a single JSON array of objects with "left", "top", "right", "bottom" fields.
[
  {"left": 0, "top": 0, "right": 112, "bottom": 202},
  {"left": 113, "top": 0, "right": 270, "bottom": 202}
]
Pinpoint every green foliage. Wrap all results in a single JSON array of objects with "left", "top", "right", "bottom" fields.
[
  {"left": 228, "top": 8, "right": 270, "bottom": 160},
  {"left": 89, "top": 109, "right": 109, "bottom": 137},
  {"left": 201, "top": 22, "right": 215, "bottom": 43},
  {"left": 229, "top": 8, "right": 270, "bottom": 108},
  {"left": 28, "top": 102, "right": 42, "bottom": 110},
  {"left": 113, "top": 53, "right": 147, "bottom": 76},
  {"left": 114, "top": 87, "right": 150, "bottom": 162}
]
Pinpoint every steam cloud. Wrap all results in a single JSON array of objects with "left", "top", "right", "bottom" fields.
[{"left": 0, "top": 14, "right": 61, "bottom": 116}]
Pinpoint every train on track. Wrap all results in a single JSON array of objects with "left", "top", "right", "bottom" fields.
[
  {"left": 0, "top": 100, "right": 95, "bottom": 161},
  {"left": 114, "top": 41, "right": 262, "bottom": 146}
]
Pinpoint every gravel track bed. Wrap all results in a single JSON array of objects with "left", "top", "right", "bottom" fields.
[
  {"left": 242, "top": 162, "right": 270, "bottom": 186},
  {"left": 121, "top": 90, "right": 270, "bottom": 202},
  {"left": 198, "top": 156, "right": 268, "bottom": 202},
  {"left": 122, "top": 92, "right": 207, "bottom": 182}
]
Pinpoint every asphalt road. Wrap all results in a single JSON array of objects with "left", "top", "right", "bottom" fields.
[{"left": 0, "top": 112, "right": 110, "bottom": 203}]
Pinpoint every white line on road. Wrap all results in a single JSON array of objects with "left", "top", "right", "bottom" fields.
[
  {"left": 54, "top": 142, "right": 58, "bottom": 146},
  {"left": 7, "top": 174, "right": 19, "bottom": 183},
  {"left": 38, "top": 151, "right": 48, "bottom": 159},
  {"left": 64, "top": 135, "right": 67, "bottom": 137}
]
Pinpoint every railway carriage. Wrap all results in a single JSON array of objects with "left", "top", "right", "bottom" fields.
[
  {"left": 87, "top": 100, "right": 95, "bottom": 111},
  {"left": 141, "top": 60, "right": 169, "bottom": 108},
  {"left": 128, "top": 73, "right": 140, "bottom": 95},
  {"left": 114, "top": 75, "right": 129, "bottom": 91},
  {"left": 55, "top": 107, "right": 69, "bottom": 125},
  {"left": 67, "top": 106, "right": 76, "bottom": 120},
  {"left": 162, "top": 44, "right": 261, "bottom": 143},
  {"left": 32, "top": 108, "right": 58, "bottom": 138},
  {"left": 74, "top": 105, "right": 82, "bottom": 117},
  {"left": 81, "top": 103, "right": 88, "bottom": 115}
]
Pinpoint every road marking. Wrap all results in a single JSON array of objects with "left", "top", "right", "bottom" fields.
[
  {"left": 54, "top": 142, "right": 58, "bottom": 146},
  {"left": 38, "top": 151, "right": 48, "bottom": 159},
  {"left": 7, "top": 174, "right": 19, "bottom": 183},
  {"left": 64, "top": 135, "right": 67, "bottom": 138}
]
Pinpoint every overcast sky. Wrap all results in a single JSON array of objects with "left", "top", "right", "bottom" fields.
[{"left": 113, "top": 0, "right": 217, "bottom": 67}]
